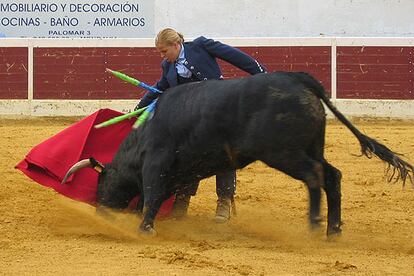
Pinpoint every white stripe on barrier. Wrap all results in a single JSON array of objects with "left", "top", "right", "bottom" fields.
[
  {"left": 0, "top": 100, "right": 137, "bottom": 116},
  {"left": 0, "top": 99, "right": 413, "bottom": 118},
  {"left": 2, "top": 37, "right": 414, "bottom": 47},
  {"left": 330, "top": 41, "right": 337, "bottom": 101},
  {"left": 27, "top": 46, "right": 33, "bottom": 101}
]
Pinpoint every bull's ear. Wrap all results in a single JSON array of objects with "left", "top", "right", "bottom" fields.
[{"left": 89, "top": 157, "right": 105, "bottom": 173}]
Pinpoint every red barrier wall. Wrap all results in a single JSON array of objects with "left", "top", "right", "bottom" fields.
[
  {"left": 34, "top": 47, "right": 161, "bottom": 99},
  {"left": 1, "top": 45, "right": 413, "bottom": 100},
  {"left": 225, "top": 46, "right": 331, "bottom": 94},
  {"left": 337, "top": 46, "right": 414, "bottom": 99},
  {"left": 32, "top": 46, "right": 331, "bottom": 99},
  {"left": 0, "top": 47, "right": 28, "bottom": 99}
]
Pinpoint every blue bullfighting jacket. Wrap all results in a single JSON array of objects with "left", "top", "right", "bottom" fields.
[{"left": 137, "top": 36, "right": 266, "bottom": 108}]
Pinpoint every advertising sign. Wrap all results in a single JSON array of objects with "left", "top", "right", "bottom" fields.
[{"left": 0, "top": 0, "right": 154, "bottom": 38}]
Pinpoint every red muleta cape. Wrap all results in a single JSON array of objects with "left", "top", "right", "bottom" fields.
[{"left": 15, "top": 109, "right": 174, "bottom": 218}]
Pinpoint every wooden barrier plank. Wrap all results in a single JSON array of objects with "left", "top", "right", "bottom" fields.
[
  {"left": 0, "top": 47, "right": 28, "bottom": 99},
  {"left": 33, "top": 46, "right": 331, "bottom": 99},
  {"left": 337, "top": 46, "right": 413, "bottom": 99}
]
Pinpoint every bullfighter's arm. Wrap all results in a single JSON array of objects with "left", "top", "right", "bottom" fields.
[
  {"left": 136, "top": 64, "right": 170, "bottom": 110},
  {"left": 194, "top": 36, "right": 267, "bottom": 75}
]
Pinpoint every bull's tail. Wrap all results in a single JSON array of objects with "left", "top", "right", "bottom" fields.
[{"left": 295, "top": 72, "right": 414, "bottom": 185}]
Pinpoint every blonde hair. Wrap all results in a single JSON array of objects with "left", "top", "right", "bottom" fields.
[{"left": 155, "top": 28, "right": 184, "bottom": 46}]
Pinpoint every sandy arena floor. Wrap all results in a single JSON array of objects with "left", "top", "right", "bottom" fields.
[{"left": 1, "top": 116, "right": 413, "bottom": 275}]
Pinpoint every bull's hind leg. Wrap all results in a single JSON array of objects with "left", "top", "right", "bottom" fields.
[
  {"left": 261, "top": 151, "right": 324, "bottom": 230},
  {"left": 322, "top": 161, "right": 342, "bottom": 235}
]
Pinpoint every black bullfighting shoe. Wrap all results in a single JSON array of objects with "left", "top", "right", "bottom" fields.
[
  {"left": 214, "top": 197, "right": 233, "bottom": 223},
  {"left": 171, "top": 194, "right": 191, "bottom": 219}
]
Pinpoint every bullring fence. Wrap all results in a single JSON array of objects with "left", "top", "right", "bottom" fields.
[{"left": 0, "top": 37, "right": 413, "bottom": 118}]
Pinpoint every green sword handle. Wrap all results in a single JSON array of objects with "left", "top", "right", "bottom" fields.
[{"left": 106, "top": 68, "right": 162, "bottom": 94}]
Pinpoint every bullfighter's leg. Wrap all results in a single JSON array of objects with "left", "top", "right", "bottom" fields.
[
  {"left": 261, "top": 151, "right": 324, "bottom": 230},
  {"left": 308, "top": 186, "right": 322, "bottom": 229},
  {"left": 171, "top": 181, "right": 200, "bottom": 219},
  {"left": 215, "top": 170, "right": 236, "bottom": 223},
  {"left": 135, "top": 196, "right": 145, "bottom": 214},
  {"left": 322, "top": 161, "right": 342, "bottom": 235}
]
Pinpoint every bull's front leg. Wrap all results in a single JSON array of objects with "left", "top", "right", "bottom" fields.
[
  {"left": 138, "top": 156, "right": 172, "bottom": 235},
  {"left": 139, "top": 180, "right": 168, "bottom": 235}
]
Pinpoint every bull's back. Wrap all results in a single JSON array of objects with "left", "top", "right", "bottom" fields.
[
  {"left": 150, "top": 73, "right": 326, "bottom": 183},
  {"left": 154, "top": 72, "right": 325, "bottom": 147}
]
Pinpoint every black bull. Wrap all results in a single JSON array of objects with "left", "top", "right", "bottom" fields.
[{"left": 63, "top": 72, "right": 414, "bottom": 235}]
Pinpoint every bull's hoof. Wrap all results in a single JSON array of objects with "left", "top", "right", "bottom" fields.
[{"left": 139, "top": 224, "right": 157, "bottom": 237}]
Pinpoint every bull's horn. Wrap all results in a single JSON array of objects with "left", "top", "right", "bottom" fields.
[{"left": 61, "top": 159, "right": 93, "bottom": 184}]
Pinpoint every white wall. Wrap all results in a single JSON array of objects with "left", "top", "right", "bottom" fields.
[{"left": 154, "top": 0, "right": 414, "bottom": 37}]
